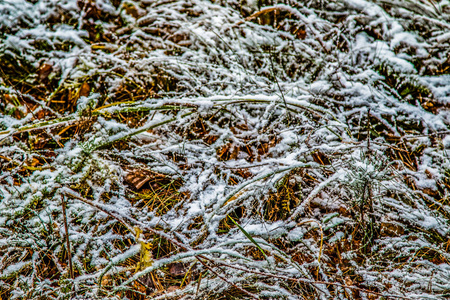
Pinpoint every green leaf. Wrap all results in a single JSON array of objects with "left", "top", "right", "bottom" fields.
[{"left": 228, "top": 216, "right": 269, "bottom": 262}]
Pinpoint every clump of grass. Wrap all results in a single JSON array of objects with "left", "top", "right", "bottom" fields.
[
  {"left": 127, "top": 171, "right": 186, "bottom": 216},
  {"left": 264, "top": 172, "right": 302, "bottom": 221}
]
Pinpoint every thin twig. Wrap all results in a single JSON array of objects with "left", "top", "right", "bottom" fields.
[
  {"left": 65, "top": 189, "right": 259, "bottom": 297},
  {"left": 212, "top": 262, "right": 409, "bottom": 299},
  {"left": 197, "top": 258, "right": 259, "bottom": 299},
  {"left": 64, "top": 188, "right": 407, "bottom": 299},
  {"left": 269, "top": 50, "right": 290, "bottom": 122},
  {"left": 367, "top": 108, "right": 371, "bottom": 153},
  {"left": 195, "top": 272, "right": 202, "bottom": 298},
  {"left": 62, "top": 189, "right": 136, "bottom": 233},
  {"left": 61, "top": 195, "right": 74, "bottom": 279}
]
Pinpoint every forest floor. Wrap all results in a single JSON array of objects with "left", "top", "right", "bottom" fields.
[{"left": 1, "top": 0, "right": 450, "bottom": 299}]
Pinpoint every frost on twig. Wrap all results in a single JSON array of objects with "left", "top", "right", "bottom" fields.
[{"left": 0, "top": 0, "right": 450, "bottom": 299}]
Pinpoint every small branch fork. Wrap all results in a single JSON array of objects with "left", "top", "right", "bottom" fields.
[{"left": 63, "top": 189, "right": 408, "bottom": 300}]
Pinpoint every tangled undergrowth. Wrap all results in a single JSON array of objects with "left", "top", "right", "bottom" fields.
[{"left": 1, "top": 0, "right": 450, "bottom": 299}]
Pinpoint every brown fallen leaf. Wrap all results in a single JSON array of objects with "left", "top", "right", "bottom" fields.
[
  {"left": 79, "top": 82, "right": 91, "bottom": 98},
  {"left": 125, "top": 169, "right": 152, "bottom": 190},
  {"left": 37, "top": 63, "right": 53, "bottom": 82},
  {"left": 168, "top": 262, "right": 187, "bottom": 277}
]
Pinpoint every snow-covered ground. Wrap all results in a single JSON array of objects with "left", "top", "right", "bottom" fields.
[{"left": 1, "top": 0, "right": 450, "bottom": 299}]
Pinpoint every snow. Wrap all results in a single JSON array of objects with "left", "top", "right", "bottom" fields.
[
  {"left": 0, "top": 261, "right": 31, "bottom": 279},
  {"left": 1, "top": 0, "right": 450, "bottom": 298}
]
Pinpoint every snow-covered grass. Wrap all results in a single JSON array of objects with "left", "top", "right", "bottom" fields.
[{"left": 1, "top": 0, "right": 450, "bottom": 299}]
